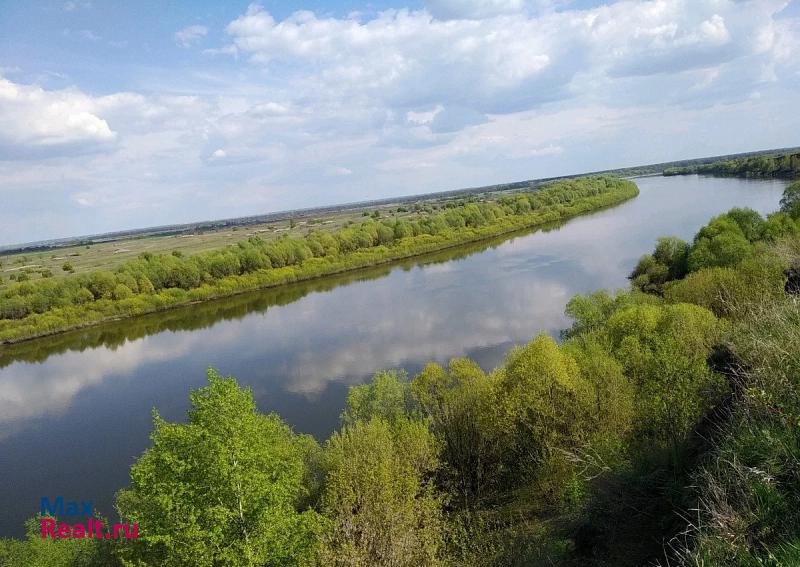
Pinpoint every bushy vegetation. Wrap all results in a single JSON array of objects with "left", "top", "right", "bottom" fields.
[
  {"left": 630, "top": 202, "right": 799, "bottom": 302},
  {"left": 3, "top": 182, "right": 799, "bottom": 567},
  {"left": 664, "top": 152, "right": 800, "bottom": 179},
  {"left": 0, "top": 177, "right": 638, "bottom": 344}
]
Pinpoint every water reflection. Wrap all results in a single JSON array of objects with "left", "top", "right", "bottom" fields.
[{"left": 0, "top": 174, "right": 787, "bottom": 536}]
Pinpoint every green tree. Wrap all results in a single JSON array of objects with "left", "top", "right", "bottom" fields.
[
  {"left": 0, "top": 516, "right": 117, "bottom": 567},
  {"left": 84, "top": 271, "right": 118, "bottom": 300},
  {"left": 112, "top": 283, "right": 133, "bottom": 300},
  {"left": 780, "top": 180, "right": 800, "bottom": 219},
  {"left": 411, "top": 359, "right": 504, "bottom": 508},
  {"left": 725, "top": 208, "right": 765, "bottom": 242},
  {"left": 688, "top": 217, "right": 753, "bottom": 271},
  {"left": 137, "top": 276, "right": 155, "bottom": 295},
  {"left": 664, "top": 267, "right": 743, "bottom": 317},
  {"left": 760, "top": 212, "right": 799, "bottom": 242},
  {"left": 116, "top": 369, "right": 321, "bottom": 567},
  {"left": 319, "top": 417, "right": 443, "bottom": 567},
  {"left": 342, "top": 369, "right": 411, "bottom": 427},
  {"left": 497, "top": 334, "right": 593, "bottom": 492},
  {"left": 604, "top": 303, "right": 726, "bottom": 459}
]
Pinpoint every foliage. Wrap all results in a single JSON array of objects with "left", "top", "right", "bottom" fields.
[
  {"left": 0, "top": 177, "right": 639, "bottom": 343},
  {"left": 115, "top": 369, "right": 322, "bottom": 567},
  {"left": 319, "top": 415, "right": 443, "bottom": 566},
  {"left": 0, "top": 517, "right": 118, "bottom": 567},
  {"left": 342, "top": 369, "right": 413, "bottom": 427},
  {"left": 631, "top": 207, "right": 798, "bottom": 295},
  {"left": 688, "top": 216, "right": 753, "bottom": 271},
  {"left": 630, "top": 236, "right": 689, "bottom": 293},
  {"left": 664, "top": 151, "right": 800, "bottom": 179},
  {"left": 496, "top": 334, "right": 594, "bottom": 492},
  {"left": 780, "top": 180, "right": 800, "bottom": 219},
  {"left": 411, "top": 359, "right": 504, "bottom": 508}
]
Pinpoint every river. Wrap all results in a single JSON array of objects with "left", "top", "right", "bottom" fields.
[{"left": 0, "top": 174, "right": 787, "bottom": 536}]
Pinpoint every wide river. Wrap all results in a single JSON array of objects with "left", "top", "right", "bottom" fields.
[{"left": 0, "top": 174, "right": 787, "bottom": 536}]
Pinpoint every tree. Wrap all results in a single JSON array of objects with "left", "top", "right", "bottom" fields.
[
  {"left": 629, "top": 236, "right": 689, "bottom": 295},
  {"left": 664, "top": 267, "right": 743, "bottom": 317},
  {"left": 84, "top": 271, "right": 117, "bottom": 300},
  {"left": 74, "top": 287, "right": 95, "bottom": 305},
  {"left": 780, "top": 181, "right": 800, "bottom": 219},
  {"left": 137, "top": 276, "right": 155, "bottom": 294},
  {"left": 497, "top": 334, "right": 593, "bottom": 490},
  {"left": 564, "top": 337, "right": 635, "bottom": 440},
  {"left": 342, "top": 369, "right": 411, "bottom": 427},
  {"left": 411, "top": 359, "right": 504, "bottom": 508},
  {"left": 688, "top": 217, "right": 752, "bottom": 271},
  {"left": 0, "top": 516, "right": 117, "bottom": 567},
  {"left": 319, "top": 417, "right": 443, "bottom": 566},
  {"left": 603, "top": 303, "right": 726, "bottom": 460},
  {"left": 116, "top": 370, "right": 321, "bottom": 567},
  {"left": 652, "top": 236, "right": 690, "bottom": 279},
  {"left": 112, "top": 284, "right": 133, "bottom": 300},
  {"left": 760, "top": 212, "right": 799, "bottom": 242},
  {"left": 724, "top": 208, "right": 765, "bottom": 242}
]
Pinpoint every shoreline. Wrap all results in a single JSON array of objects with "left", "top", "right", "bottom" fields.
[{"left": 0, "top": 183, "right": 639, "bottom": 345}]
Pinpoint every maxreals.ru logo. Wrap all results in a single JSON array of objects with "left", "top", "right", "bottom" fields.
[{"left": 39, "top": 497, "right": 138, "bottom": 539}]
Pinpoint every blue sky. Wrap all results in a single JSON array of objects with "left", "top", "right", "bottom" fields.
[{"left": 0, "top": 0, "right": 798, "bottom": 245}]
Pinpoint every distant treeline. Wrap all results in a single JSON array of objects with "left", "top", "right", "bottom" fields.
[
  {"left": 0, "top": 177, "right": 638, "bottom": 343},
  {"left": 664, "top": 151, "right": 800, "bottom": 179},
  {"left": 3, "top": 182, "right": 799, "bottom": 567},
  {"left": 6, "top": 147, "right": 797, "bottom": 256}
]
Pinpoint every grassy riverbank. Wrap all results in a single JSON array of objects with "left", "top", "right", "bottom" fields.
[{"left": 0, "top": 177, "right": 638, "bottom": 344}]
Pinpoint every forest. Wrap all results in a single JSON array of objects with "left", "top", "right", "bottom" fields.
[
  {"left": 663, "top": 151, "right": 800, "bottom": 179},
  {"left": 0, "top": 177, "right": 637, "bottom": 344},
  {"left": 1, "top": 181, "right": 799, "bottom": 566}
]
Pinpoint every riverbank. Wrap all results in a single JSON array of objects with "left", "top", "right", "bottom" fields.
[{"left": 0, "top": 178, "right": 638, "bottom": 344}]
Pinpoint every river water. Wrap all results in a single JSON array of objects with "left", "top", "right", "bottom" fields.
[{"left": 0, "top": 174, "right": 787, "bottom": 536}]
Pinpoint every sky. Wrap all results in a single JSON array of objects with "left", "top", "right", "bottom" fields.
[{"left": 0, "top": 0, "right": 798, "bottom": 246}]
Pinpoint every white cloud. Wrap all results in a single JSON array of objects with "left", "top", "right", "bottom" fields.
[
  {"left": 0, "top": 1, "right": 798, "bottom": 245},
  {"left": 0, "top": 76, "right": 116, "bottom": 159},
  {"left": 175, "top": 24, "right": 208, "bottom": 48},
  {"left": 223, "top": 1, "right": 794, "bottom": 120}
]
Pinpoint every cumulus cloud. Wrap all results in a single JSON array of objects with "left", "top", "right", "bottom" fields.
[
  {"left": 223, "top": 1, "right": 796, "bottom": 121},
  {"left": 175, "top": 24, "right": 208, "bottom": 47},
  {"left": 225, "top": 5, "right": 568, "bottom": 114},
  {"left": 0, "top": 76, "right": 116, "bottom": 159},
  {"left": 0, "top": 0, "right": 798, "bottom": 245}
]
